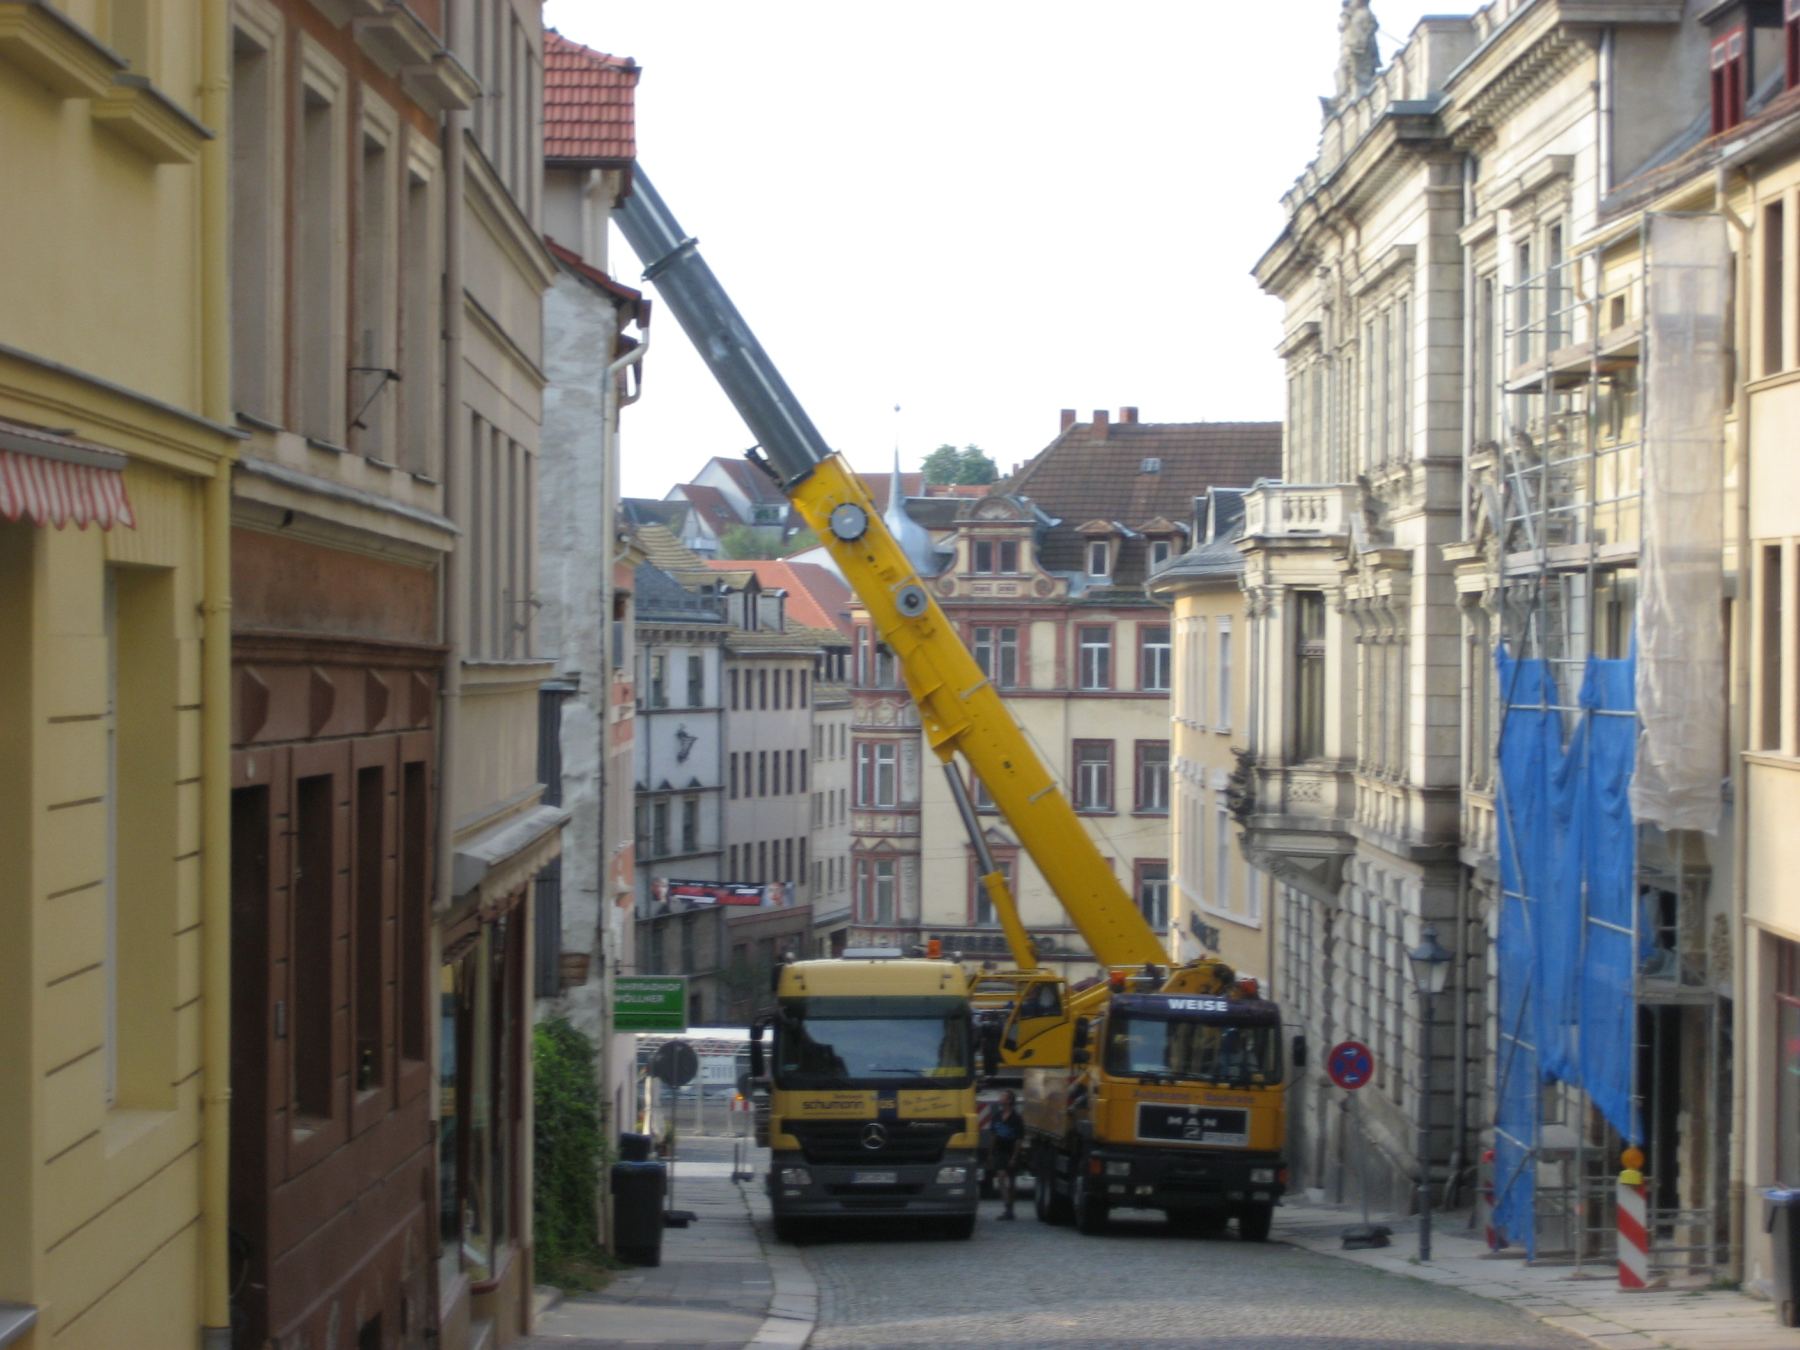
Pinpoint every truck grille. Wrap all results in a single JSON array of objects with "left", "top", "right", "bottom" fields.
[{"left": 788, "top": 1119, "right": 958, "bottom": 1166}]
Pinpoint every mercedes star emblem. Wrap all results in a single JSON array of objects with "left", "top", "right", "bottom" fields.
[{"left": 859, "top": 1122, "right": 887, "bottom": 1151}]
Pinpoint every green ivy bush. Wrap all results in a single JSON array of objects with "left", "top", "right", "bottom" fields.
[{"left": 533, "top": 1018, "right": 611, "bottom": 1289}]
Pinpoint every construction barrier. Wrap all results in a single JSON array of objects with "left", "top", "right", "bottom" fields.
[
  {"left": 1481, "top": 1147, "right": 1503, "bottom": 1251},
  {"left": 1617, "top": 1146, "right": 1649, "bottom": 1291}
]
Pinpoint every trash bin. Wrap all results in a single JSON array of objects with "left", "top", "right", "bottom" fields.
[
  {"left": 612, "top": 1137, "right": 667, "bottom": 1267},
  {"left": 1766, "top": 1188, "right": 1800, "bottom": 1327}
]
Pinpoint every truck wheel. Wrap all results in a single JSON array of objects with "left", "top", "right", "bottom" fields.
[
  {"left": 773, "top": 1215, "right": 807, "bottom": 1244},
  {"left": 1238, "top": 1203, "right": 1274, "bottom": 1243},
  {"left": 1072, "top": 1165, "right": 1108, "bottom": 1235},
  {"left": 944, "top": 1213, "right": 977, "bottom": 1240}
]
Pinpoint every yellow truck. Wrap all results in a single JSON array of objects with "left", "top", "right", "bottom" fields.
[
  {"left": 750, "top": 954, "right": 980, "bottom": 1240},
  {"left": 616, "top": 169, "right": 1299, "bottom": 1242}
]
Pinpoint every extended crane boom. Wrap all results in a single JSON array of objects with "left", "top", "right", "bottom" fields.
[{"left": 616, "top": 170, "right": 1163, "bottom": 969}]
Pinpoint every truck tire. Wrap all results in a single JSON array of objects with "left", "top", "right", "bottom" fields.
[
  {"left": 1035, "top": 1160, "right": 1071, "bottom": 1225},
  {"left": 1169, "top": 1208, "right": 1227, "bottom": 1238},
  {"left": 1071, "top": 1163, "right": 1108, "bottom": 1236},
  {"left": 773, "top": 1215, "right": 807, "bottom": 1244},
  {"left": 1238, "top": 1202, "right": 1274, "bottom": 1243},
  {"left": 944, "top": 1213, "right": 977, "bottom": 1240}
]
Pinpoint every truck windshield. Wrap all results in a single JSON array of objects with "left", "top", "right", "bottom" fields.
[
  {"left": 1103, "top": 1014, "right": 1282, "bottom": 1087},
  {"left": 774, "top": 996, "right": 971, "bottom": 1089}
]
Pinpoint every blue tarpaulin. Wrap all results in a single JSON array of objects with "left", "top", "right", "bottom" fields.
[{"left": 1492, "top": 647, "right": 1640, "bottom": 1257}]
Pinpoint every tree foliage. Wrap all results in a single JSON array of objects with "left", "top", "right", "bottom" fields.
[
  {"left": 921, "top": 444, "right": 998, "bottom": 486},
  {"left": 718, "top": 523, "right": 784, "bottom": 559},
  {"left": 533, "top": 1018, "right": 609, "bottom": 1288}
]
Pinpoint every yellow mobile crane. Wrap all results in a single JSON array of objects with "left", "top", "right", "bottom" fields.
[{"left": 616, "top": 171, "right": 1299, "bottom": 1241}]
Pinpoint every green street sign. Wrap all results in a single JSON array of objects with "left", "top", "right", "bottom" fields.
[{"left": 614, "top": 976, "right": 687, "bottom": 1032}]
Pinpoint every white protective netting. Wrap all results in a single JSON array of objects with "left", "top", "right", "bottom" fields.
[{"left": 1631, "top": 214, "right": 1729, "bottom": 834}]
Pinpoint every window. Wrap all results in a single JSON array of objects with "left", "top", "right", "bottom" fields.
[
  {"left": 1766, "top": 200, "right": 1786, "bottom": 379},
  {"left": 1136, "top": 861, "right": 1170, "bottom": 930},
  {"left": 1136, "top": 741, "right": 1170, "bottom": 813},
  {"left": 1073, "top": 740, "right": 1114, "bottom": 812},
  {"left": 1078, "top": 626, "right": 1112, "bottom": 690},
  {"left": 729, "top": 843, "right": 738, "bottom": 877},
  {"left": 651, "top": 800, "right": 669, "bottom": 856},
  {"left": 400, "top": 164, "right": 439, "bottom": 474},
  {"left": 972, "top": 771, "right": 995, "bottom": 810},
  {"left": 1216, "top": 622, "right": 1234, "bottom": 729},
  {"left": 971, "top": 855, "right": 1015, "bottom": 927},
  {"left": 784, "top": 749, "right": 795, "bottom": 795},
  {"left": 1148, "top": 539, "right": 1172, "bottom": 572},
  {"left": 758, "top": 840, "right": 768, "bottom": 881},
  {"left": 972, "top": 538, "right": 1019, "bottom": 573},
  {"left": 859, "top": 857, "right": 897, "bottom": 924},
  {"left": 759, "top": 668, "right": 768, "bottom": 709},
  {"left": 786, "top": 669, "right": 795, "bottom": 708},
  {"left": 1087, "top": 540, "right": 1111, "bottom": 577},
  {"left": 1243, "top": 862, "right": 1264, "bottom": 926},
  {"left": 1215, "top": 802, "right": 1232, "bottom": 914},
  {"left": 681, "top": 797, "right": 698, "bottom": 853},
  {"left": 297, "top": 62, "right": 345, "bottom": 443},
  {"left": 729, "top": 668, "right": 739, "bottom": 709},
  {"left": 1474, "top": 273, "right": 1498, "bottom": 444},
  {"left": 1514, "top": 240, "right": 1533, "bottom": 368},
  {"left": 230, "top": 19, "right": 281, "bottom": 422},
  {"left": 799, "top": 670, "right": 808, "bottom": 706},
  {"left": 1789, "top": 0, "right": 1800, "bottom": 91},
  {"left": 1758, "top": 543, "right": 1792, "bottom": 751},
  {"left": 1140, "top": 624, "right": 1171, "bottom": 692},
  {"left": 973, "top": 625, "right": 1019, "bottom": 688},
  {"left": 1186, "top": 617, "right": 1209, "bottom": 725},
  {"left": 687, "top": 654, "right": 704, "bottom": 707},
  {"left": 354, "top": 122, "right": 395, "bottom": 458},
  {"left": 293, "top": 773, "right": 335, "bottom": 1119},
  {"left": 874, "top": 643, "right": 898, "bottom": 688},
  {"left": 798, "top": 837, "right": 807, "bottom": 887},
  {"left": 649, "top": 654, "right": 666, "bottom": 708},
  {"left": 800, "top": 749, "right": 808, "bottom": 792},
  {"left": 856, "top": 741, "right": 898, "bottom": 807},
  {"left": 1712, "top": 26, "right": 1747, "bottom": 136},
  {"left": 353, "top": 766, "right": 385, "bottom": 1092},
  {"left": 729, "top": 752, "right": 739, "bottom": 799},
  {"left": 758, "top": 750, "right": 768, "bottom": 796},
  {"left": 680, "top": 914, "right": 695, "bottom": 973},
  {"left": 1295, "top": 592, "right": 1327, "bottom": 760}
]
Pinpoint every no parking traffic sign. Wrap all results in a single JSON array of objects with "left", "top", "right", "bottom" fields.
[{"left": 1326, "top": 1039, "right": 1375, "bottom": 1091}]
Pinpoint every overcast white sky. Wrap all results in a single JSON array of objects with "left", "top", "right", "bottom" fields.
[{"left": 544, "top": 1, "right": 1447, "bottom": 501}]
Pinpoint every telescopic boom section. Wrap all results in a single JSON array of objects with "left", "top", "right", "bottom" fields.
[{"left": 616, "top": 170, "right": 1165, "bottom": 970}]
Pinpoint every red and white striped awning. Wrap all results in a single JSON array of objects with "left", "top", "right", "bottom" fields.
[{"left": 0, "top": 419, "right": 136, "bottom": 530}]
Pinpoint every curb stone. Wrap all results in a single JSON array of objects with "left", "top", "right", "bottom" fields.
[{"left": 741, "top": 1172, "right": 817, "bottom": 1349}]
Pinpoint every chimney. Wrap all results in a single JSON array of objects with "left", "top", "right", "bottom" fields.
[
  {"left": 1119, "top": 406, "right": 1139, "bottom": 425},
  {"left": 1092, "top": 409, "right": 1109, "bottom": 438},
  {"left": 1059, "top": 408, "right": 1076, "bottom": 433}
]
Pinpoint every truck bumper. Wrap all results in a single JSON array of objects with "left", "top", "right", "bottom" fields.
[
  {"left": 766, "top": 1152, "right": 978, "bottom": 1217},
  {"left": 1084, "top": 1147, "right": 1286, "bottom": 1213}
]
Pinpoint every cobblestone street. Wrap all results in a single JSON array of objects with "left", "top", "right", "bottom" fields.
[{"left": 798, "top": 1193, "right": 1585, "bottom": 1349}]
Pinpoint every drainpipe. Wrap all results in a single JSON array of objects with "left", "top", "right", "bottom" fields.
[
  {"left": 1717, "top": 163, "right": 1752, "bottom": 1284},
  {"left": 197, "top": 0, "right": 233, "bottom": 1339},
  {"left": 437, "top": 110, "right": 466, "bottom": 918},
  {"left": 595, "top": 310, "right": 645, "bottom": 1211}
]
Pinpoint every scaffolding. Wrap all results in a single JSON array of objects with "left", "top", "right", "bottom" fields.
[{"left": 1489, "top": 214, "right": 1731, "bottom": 1277}]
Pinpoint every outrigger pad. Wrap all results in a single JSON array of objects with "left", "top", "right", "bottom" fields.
[{"left": 1340, "top": 1223, "right": 1391, "bottom": 1249}]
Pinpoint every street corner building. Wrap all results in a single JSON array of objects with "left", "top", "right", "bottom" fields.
[{"left": 0, "top": 0, "right": 237, "bottom": 1345}]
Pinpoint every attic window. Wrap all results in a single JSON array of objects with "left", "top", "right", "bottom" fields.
[
  {"left": 1711, "top": 26, "right": 1746, "bottom": 135},
  {"left": 1149, "top": 539, "right": 1172, "bottom": 571},
  {"left": 1140, "top": 457, "right": 1162, "bottom": 474},
  {"left": 1788, "top": 0, "right": 1800, "bottom": 90},
  {"left": 1087, "top": 540, "right": 1111, "bottom": 578}
]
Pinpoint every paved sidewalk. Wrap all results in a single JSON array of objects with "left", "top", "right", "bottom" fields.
[
  {"left": 519, "top": 1139, "right": 816, "bottom": 1350},
  {"left": 1279, "top": 1197, "right": 1800, "bottom": 1350}
]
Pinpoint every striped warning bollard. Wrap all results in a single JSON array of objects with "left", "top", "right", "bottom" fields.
[
  {"left": 1617, "top": 1146, "right": 1649, "bottom": 1291},
  {"left": 1481, "top": 1147, "right": 1502, "bottom": 1251}
]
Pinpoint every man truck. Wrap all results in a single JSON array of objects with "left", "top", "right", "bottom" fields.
[
  {"left": 615, "top": 168, "right": 1297, "bottom": 1243},
  {"left": 749, "top": 953, "right": 980, "bottom": 1240}
]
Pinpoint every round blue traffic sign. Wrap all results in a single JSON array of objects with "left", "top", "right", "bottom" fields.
[{"left": 1326, "top": 1039, "right": 1375, "bottom": 1091}]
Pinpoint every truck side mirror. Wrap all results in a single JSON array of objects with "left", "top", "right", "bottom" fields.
[
  {"left": 750, "top": 1022, "right": 765, "bottom": 1077},
  {"left": 1291, "top": 1034, "right": 1307, "bottom": 1070},
  {"left": 1071, "top": 1019, "right": 1090, "bottom": 1053}
]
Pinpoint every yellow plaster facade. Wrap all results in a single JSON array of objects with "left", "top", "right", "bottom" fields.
[{"left": 0, "top": 1, "right": 232, "bottom": 1344}]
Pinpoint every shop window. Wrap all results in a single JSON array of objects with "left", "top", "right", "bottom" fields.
[
  {"left": 293, "top": 773, "right": 336, "bottom": 1121},
  {"left": 354, "top": 765, "right": 385, "bottom": 1093},
  {"left": 1778, "top": 939, "right": 1800, "bottom": 1184}
]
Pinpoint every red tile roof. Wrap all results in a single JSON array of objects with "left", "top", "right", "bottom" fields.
[
  {"left": 1003, "top": 414, "right": 1282, "bottom": 584},
  {"left": 703, "top": 560, "right": 854, "bottom": 636},
  {"left": 544, "top": 31, "right": 638, "bottom": 165},
  {"left": 674, "top": 483, "right": 738, "bottom": 534}
]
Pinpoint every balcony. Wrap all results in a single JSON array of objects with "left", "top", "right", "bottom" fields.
[{"left": 1242, "top": 484, "right": 1358, "bottom": 543}]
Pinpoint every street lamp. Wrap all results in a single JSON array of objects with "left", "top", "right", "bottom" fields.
[{"left": 1407, "top": 923, "right": 1454, "bottom": 1261}]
